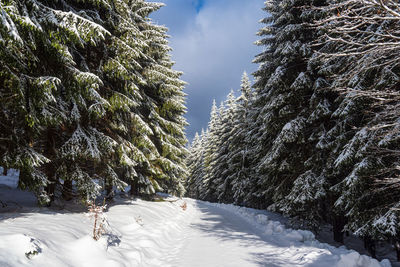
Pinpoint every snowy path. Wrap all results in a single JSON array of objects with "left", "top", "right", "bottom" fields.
[
  {"left": 171, "top": 200, "right": 379, "bottom": 267},
  {"left": 173, "top": 201, "right": 274, "bottom": 266},
  {"left": 174, "top": 201, "right": 289, "bottom": 267}
]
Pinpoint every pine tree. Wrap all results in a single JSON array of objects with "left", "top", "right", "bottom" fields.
[
  {"left": 186, "top": 132, "right": 205, "bottom": 198},
  {"left": 247, "top": 0, "right": 328, "bottom": 215},
  {"left": 186, "top": 129, "right": 208, "bottom": 199},
  {"left": 210, "top": 91, "right": 237, "bottom": 202},
  {"left": 227, "top": 72, "right": 253, "bottom": 205},
  {"left": 314, "top": 0, "right": 400, "bottom": 241},
  {"left": 0, "top": 0, "right": 187, "bottom": 204},
  {"left": 126, "top": 1, "right": 188, "bottom": 197},
  {"left": 37, "top": 0, "right": 144, "bottom": 203},
  {"left": 0, "top": 0, "right": 111, "bottom": 204},
  {"left": 201, "top": 100, "right": 220, "bottom": 201}
]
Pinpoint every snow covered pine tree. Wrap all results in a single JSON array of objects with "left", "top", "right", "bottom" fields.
[
  {"left": 314, "top": 0, "right": 400, "bottom": 256},
  {"left": 0, "top": 0, "right": 187, "bottom": 204},
  {"left": 247, "top": 0, "right": 333, "bottom": 231}
]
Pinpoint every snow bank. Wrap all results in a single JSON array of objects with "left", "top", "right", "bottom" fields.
[
  {"left": 337, "top": 252, "right": 389, "bottom": 267},
  {"left": 0, "top": 175, "right": 393, "bottom": 267},
  {"left": 0, "top": 234, "right": 43, "bottom": 266},
  {"left": 205, "top": 202, "right": 391, "bottom": 267},
  {"left": 0, "top": 186, "right": 189, "bottom": 267}
]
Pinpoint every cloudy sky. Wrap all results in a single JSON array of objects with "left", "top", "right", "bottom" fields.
[{"left": 151, "top": 0, "right": 264, "bottom": 141}]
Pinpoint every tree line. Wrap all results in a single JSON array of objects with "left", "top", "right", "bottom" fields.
[
  {"left": 0, "top": 0, "right": 187, "bottom": 205},
  {"left": 186, "top": 0, "right": 400, "bottom": 258}
]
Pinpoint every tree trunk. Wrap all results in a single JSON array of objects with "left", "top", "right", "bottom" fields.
[
  {"left": 105, "top": 180, "right": 114, "bottom": 201},
  {"left": 2, "top": 167, "right": 7, "bottom": 176},
  {"left": 44, "top": 128, "right": 57, "bottom": 203},
  {"left": 394, "top": 238, "right": 400, "bottom": 261},
  {"left": 332, "top": 215, "right": 346, "bottom": 244},
  {"left": 46, "top": 180, "right": 56, "bottom": 203},
  {"left": 62, "top": 180, "right": 73, "bottom": 201},
  {"left": 130, "top": 180, "right": 139, "bottom": 196},
  {"left": 364, "top": 236, "right": 376, "bottom": 258}
]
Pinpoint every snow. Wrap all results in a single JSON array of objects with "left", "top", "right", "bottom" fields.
[
  {"left": 0, "top": 5, "right": 23, "bottom": 44},
  {"left": 278, "top": 117, "right": 306, "bottom": 143},
  {"left": 0, "top": 234, "right": 43, "bottom": 264},
  {"left": 0, "top": 174, "right": 392, "bottom": 267}
]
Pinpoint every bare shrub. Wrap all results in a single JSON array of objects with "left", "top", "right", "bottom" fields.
[{"left": 88, "top": 200, "right": 108, "bottom": 240}]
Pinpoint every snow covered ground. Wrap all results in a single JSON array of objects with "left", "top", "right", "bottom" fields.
[{"left": 0, "top": 172, "right": 393, "bottom": 267}]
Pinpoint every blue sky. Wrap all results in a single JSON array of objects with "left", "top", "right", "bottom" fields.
[{"left": 151, "top": 0, "right": 264, "bottom": 141}]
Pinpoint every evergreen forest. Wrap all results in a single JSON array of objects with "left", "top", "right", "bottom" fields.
[
  {"left": 186, "top": 0, "right": 400, "bottom": 256},
  {"left": 1, "top": 0, "right": 400, "bottom": 261},
  {"left": 0, "top": 0, "right": 187, "bottom": 205}
]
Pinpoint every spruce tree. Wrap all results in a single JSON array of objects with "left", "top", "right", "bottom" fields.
[
  {"left": 186, "top": 128, "right": 208, "bottom": 199},
  {"left": 201, "top": 100, "right": 220, "bottom": 201},
  {"left": 210, "top": 91, "right": 236, "bottom": 202},
  {"left": 0, "top": 0, "right": 111, "bottom": 204},
  {"left": 136, "top": 1, "right": 188, "bottom": 196},
  {"left": 227, "top": 72, "right": 253, "bottom": 205},
  {"left": 186, "top": 132, "right": 205, "bottom": 199},
  {"left": 314, "top": 0, "right": 400, "bottom": 242},
  {"left": 0, "top": 0, "right": 187, "bottom": 204},
  {"left": 247, "top": 0, "right": 328, "bottom": 215}
]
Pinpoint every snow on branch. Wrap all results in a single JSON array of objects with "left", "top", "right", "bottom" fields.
[{"left": 311, "top": 0, "right": 400, "bottom": 97}]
